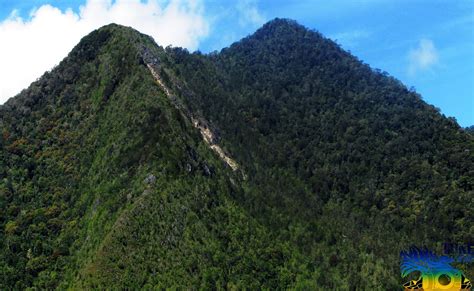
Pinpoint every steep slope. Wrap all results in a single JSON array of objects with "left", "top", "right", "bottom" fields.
[
  {"left": 161, "top": 18, "right": 474, "bottom": 287},
  {"left": 0, "top": 19, "right": 472, "bottom": 289},
  {"left": 0, "top": 24, "right": 298, "bottom": 289}
]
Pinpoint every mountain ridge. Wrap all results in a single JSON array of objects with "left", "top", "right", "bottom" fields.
[{"left": 0, "top": 19, "right": 472, "bottom": 289}]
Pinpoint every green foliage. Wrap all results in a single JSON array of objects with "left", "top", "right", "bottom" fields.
[
  {"left": 0, "top": 19, "right": 472, "bottom": 289},
  {"left": 162, "top": 18, "right": 474, "bottom": 289}
]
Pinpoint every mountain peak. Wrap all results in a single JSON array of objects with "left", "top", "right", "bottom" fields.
[
  {"left": 261, "top": 17, "right": 301, "bottom": 29},
  {"left": 1, "top": 19, "right": 472, "bottom": 290},
  {"left": 250, "top": 18, "right": 313, "bottom": 40},
  {"left": 68, "top": 23, "right": 145, "bottom": 60},
  {"left": 220, "top": 18, "right": 327, "bottom": 57},
  {"left": 2, "top": 22, "right": 157, "bottom": 110}
]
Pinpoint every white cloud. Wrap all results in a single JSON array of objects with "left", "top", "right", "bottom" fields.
[
  {"left": 236, "top": 0, "right": 265, "bottom": 27},
  {"left": 0, "top": 0, "right": 209, "bottom": 104},
  {"left": 408, "top": 38, "right": 439, "bottom": 76}
]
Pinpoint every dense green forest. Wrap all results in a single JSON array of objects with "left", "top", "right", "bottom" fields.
[{"left": 0, "top": 19, "right": 472, "bottom": 289}]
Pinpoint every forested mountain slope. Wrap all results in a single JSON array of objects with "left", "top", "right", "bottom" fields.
[{"left": 0, "top": 19, "right": 472, "bottom": 289}]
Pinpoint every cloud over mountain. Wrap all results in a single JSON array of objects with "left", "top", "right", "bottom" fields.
[{"left": 0, "top": 0, "right": 209, "bottom": 104}]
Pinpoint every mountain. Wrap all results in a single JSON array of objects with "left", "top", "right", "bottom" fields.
[
  {"left": 1, "top": 19, "right": 472, "bottom": 289},
  {"left": 466, "top": 125, "right": 474, "bottom": 134}
]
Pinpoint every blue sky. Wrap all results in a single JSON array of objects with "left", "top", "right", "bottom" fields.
[{"left": 0, "top": 0, "right": 473, "bottom": 126}]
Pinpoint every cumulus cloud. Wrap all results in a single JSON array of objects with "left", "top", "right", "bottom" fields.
[
  {"left": 0, "top": 0, "right": 209, "bottom": 104},
  {"left": 408, "top": 38, "right": 439, "bottom": 76}
]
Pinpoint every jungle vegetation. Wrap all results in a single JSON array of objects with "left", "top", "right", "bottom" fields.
[{"left": 0, "top": 19, "right": 472, "bottom": 289}]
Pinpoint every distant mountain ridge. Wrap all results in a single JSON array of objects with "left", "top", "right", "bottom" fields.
[{"left": 0, "top": 19, "right": 472, "bottom": 289}]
